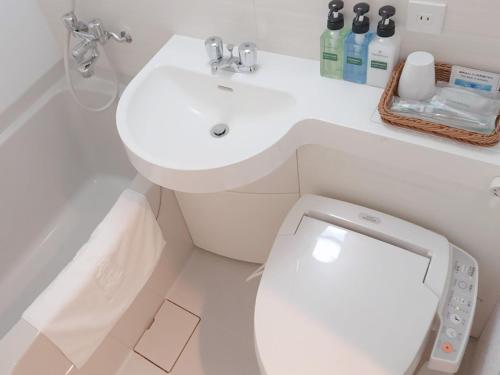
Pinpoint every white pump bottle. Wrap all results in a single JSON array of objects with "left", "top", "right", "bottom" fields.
[{"left": 367, "top": 5, "right": 400, "bottom": 88}]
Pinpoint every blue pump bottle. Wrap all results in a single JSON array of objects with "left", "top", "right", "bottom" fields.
[{"left": 343, "top": 2, "right": 373, "bottom": 84}]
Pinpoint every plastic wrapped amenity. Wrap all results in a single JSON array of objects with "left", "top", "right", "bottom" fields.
[{"left": 391, "top": 83, "right": 500, "bottom": 134}]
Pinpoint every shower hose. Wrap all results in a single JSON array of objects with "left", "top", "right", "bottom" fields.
[{"left": 64, "top": 0, "right": 119, "bottom": 112}]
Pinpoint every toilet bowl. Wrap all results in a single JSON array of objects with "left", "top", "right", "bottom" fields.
[{"left": 254, "top": 195, "right": 478, "bottom": 375}]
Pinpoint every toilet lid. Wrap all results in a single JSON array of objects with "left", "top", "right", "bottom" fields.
[{"left": 254, "top": 217, "right": 440, "bottom": 375}]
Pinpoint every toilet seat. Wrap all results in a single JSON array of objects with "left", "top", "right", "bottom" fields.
[{"left": 254, "top": 195, "right": 452, "bottom": 375}]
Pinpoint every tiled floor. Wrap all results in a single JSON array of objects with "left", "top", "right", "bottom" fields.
[
  {"left": 117, "top": 247, "right": 478, "bottom": 375},
  {"left": 117, "top": 248, "right": 261, "bottom": 375},
  {"left": 117, "top": 352, "right": 166, "bottom": 375}
]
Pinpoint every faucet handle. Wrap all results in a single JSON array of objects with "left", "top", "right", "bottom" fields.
[
  {"left": 238, "top": 42, "right": 257, "bottom": 69},
  {"left": 62, "top": 12, "right": 78, "bottom": 32},
  {"left": 62, "top": 12, "right": 88, "bottom": 33},
  {"left": 88, "top": 19, "right": 108, "bottom": 44},
  {"left": 205, "top": 36, "right": 223, "bottom": 62}
]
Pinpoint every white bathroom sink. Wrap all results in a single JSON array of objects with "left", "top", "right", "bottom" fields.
[
  {"left": 117, "top": 35, "right": 500, "bottom": 193},
  {"left": 121, "top": 65, "right": 296, "bottom": 170}
]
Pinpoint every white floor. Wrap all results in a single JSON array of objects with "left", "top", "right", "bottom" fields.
[
  {"left": 117, "top": 247, "right": 478, "bottom": 375},
  {"left": 117, "top": 248, "right": 262, "bottom": 375}
]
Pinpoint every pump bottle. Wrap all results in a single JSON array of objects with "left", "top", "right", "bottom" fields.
[
  {"left": 343, "top": 2, "right": 373, "bottom": 84},
  {"left": 367, "top": 5, "right": 400, "bottom": 88},
  {"left": 320, "top": 0, "right": 348, "bottom": 79}
]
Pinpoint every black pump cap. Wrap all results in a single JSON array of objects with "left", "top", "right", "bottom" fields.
[
  {"left": 327, "top": 0, "right": 345, "bottom": 31},
  {"left": 377, "top": 5, "right": 396, "bottom": 37},
  {"left": 352, "top": 2, "right": 370, "bottom": 34}
]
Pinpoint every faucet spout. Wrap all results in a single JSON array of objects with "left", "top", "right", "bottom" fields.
[
  {"left": 78, "top": 51, "right": 99, "bottom": 78},
  {"left": 72, "top": 39, "right": 96, "bottom": 63}
]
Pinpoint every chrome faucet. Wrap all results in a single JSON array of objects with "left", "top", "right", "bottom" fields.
[
  {"left": 62, "top": 12, "right": 132, "bottom": 78},
  {"left": 205, "top": 36, "right": 257, "bottom": 74}
]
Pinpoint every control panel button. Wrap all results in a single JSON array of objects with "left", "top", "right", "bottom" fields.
[
  {"left": 467, "top": 266, "right": 476, "bottom": 277},
  {"left": 450, "top": 313, "right": 462, "bottom": 325},
  {"left": 430, "top": 246, "right": 478, "bottom": 371},
  {"left": 446, "top": 328, "right": 458, "bottom": 338},
  {"left": 455, "top": 264, "right": 465, "bottom": 273},
  {"left": 442, "top": 342, "right": 454, "bottom": 353}
]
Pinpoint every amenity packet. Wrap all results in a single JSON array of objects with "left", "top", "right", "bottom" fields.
[
  {"left": 391, "top": 83, "right": 500, "bottom": 134},
  {"left": 433, "top": 82, "right": 500, "bottom": 114}
]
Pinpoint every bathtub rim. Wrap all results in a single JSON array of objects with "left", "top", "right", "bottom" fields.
[
  {"left": 0, "top": 64, "right": 128, "bottom": 147},
  {"left": 0, "top": 175, "right": 161, "bottom": 373}
]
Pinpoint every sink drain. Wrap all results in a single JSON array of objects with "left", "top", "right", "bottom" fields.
[{"left": 210, "top": 124, "right": 229, "bottom": 138}]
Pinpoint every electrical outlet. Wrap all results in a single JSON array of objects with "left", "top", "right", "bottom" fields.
[
  {"left": 416, "top": 13, "right": 432, "bottom": 25},
  {"left": 406, "top": 0, "right": 447, "bottom": 35}
]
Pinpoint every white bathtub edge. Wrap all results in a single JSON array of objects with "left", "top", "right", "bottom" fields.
[
  {"left": 0, "top": 175, "right": 161, "bottom": 374},
  {"left": 0, "top": 319, "right": 40, "bottom": 374}
]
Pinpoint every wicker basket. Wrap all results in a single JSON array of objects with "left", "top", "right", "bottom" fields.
[{"left": 378, "top": 62, "right": 500, "bottom": 147}]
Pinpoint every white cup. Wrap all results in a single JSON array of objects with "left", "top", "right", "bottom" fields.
[{"left": 398, "top": 51, "right": 436, "bottom": 101}]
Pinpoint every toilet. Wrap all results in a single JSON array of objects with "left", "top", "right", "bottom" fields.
[{"left": 254, "top": 195, "right": 478, "bottom": 375}]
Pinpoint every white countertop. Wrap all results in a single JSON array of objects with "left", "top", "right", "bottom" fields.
[{"left": 117, "top": 35, "right": 500, "bottom": 193}]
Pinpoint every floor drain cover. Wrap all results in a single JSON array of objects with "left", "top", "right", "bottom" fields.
[
  {"left": 134, "top": 300, "right": 200, "bottom": 373},
  {"left": 210, "top": 124, "right": 229, "bottom": 138}
]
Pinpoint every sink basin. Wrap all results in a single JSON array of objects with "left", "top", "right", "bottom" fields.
[
  {"left": 118, "top": 35, "right": 497, "bottom": 193},
  {"left": 118, "top": 63, "right": 297, "bottom": 191}
]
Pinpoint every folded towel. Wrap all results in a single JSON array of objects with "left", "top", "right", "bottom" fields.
[{"left": 23, "top": 189, "right": 165, "bottom": 368}]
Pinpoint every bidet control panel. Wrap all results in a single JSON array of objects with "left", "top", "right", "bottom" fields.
[{"left": 428, "top": 245, "right": 478, "bottom": 373}]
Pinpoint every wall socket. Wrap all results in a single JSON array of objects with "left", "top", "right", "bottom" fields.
[{"left": 406, "top": 0, "right": 447, "bottom": 35}]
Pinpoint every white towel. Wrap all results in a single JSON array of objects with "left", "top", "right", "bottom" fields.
[{"left": 23, "top": 189, "right": 165, "bottom": 368}]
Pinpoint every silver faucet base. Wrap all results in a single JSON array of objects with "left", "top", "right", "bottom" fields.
[
  {"left": 210, "top": 59, "right": 258, "bottom": 75},
  {"left": 205, "top": 37, "right": 257, "bottom": 75}
]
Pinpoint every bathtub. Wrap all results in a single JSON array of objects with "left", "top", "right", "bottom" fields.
[{"left": 0, "top": 76, "right": 156, "bottom": 340}]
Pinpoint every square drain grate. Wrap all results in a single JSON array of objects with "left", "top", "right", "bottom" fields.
[{"left": 134, "top": 300, "right": 200, "bottom": 373}]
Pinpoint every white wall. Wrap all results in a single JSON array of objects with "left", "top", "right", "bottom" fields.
[
  {"left": 0, "top": 0, "right": 60, "bottom": 114},
  {"left": 38, "top": 0, "right": 500, "bottom": 78},
  {"left": 36, "top": 0, "right": 499, "bottom": 332},
  {"left": 471, "top": 301, "right": 500, "bottom": 375},
  {"left": 35, "top": 0, "right": 500, "bottom": 333}
]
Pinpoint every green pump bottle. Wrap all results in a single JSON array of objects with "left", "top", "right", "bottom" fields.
[{"left": 320, "top": 0, "right": 348, "bottom": 79}]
